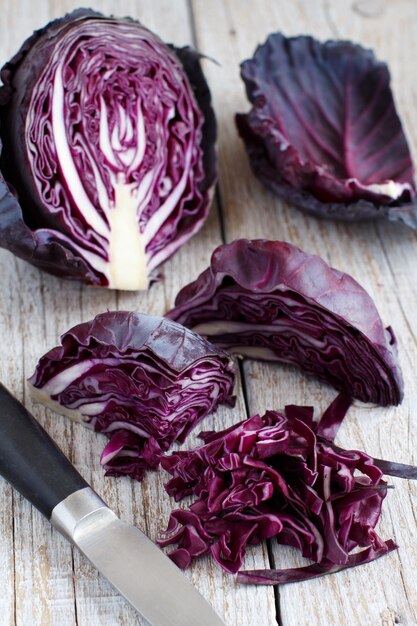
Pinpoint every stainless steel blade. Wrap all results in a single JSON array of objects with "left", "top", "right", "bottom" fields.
[{"left": 51, "top": 487, "right": 225, "bottom": 626}]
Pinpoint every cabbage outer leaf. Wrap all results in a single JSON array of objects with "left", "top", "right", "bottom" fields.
[{"left": 237, "top": 33, "right": 417, "bottom": 225}]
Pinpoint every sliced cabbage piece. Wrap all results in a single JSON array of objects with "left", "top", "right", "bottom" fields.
[
  {"left": 28, "top": 311, "right": 235, "bottom": 480},
  {"left": 168, "top": 239, "right": 403, "bottom": 405},
  {"left": 0, "top": 9, "right": 216, "bottom": 288},
  {"left": 159, "top": 397, "right": 396, "bottom": 576}
]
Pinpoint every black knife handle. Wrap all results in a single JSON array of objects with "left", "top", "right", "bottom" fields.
[{"left": 0, "top": 383, "right": 89, "bottom": 519}]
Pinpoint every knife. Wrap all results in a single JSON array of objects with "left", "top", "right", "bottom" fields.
[{"left": 0, "top": 383, "right": 226, "bottom": 626}]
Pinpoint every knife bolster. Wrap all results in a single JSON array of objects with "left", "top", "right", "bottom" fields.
[{"left": 51, "top": 486, "right": 114, "bottom": 542}]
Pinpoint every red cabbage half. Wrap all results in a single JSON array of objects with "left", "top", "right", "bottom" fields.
[
  {"left": 167, "top": 239, "right": 403, "bottom": 406},
  {"left": 0, "top": 9, "right": 216, "bottom": 289},
  {"left": 236, "top": 33, "right": 417, "bottom": 226},
  {"left": 159, "top": 395, "right": 397, "bottom": 579},
  {"left": 28, "top": 311, "right": 235, "bottom": 480}
]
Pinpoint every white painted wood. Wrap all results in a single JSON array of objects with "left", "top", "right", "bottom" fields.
[
  {"left": 0, "top": 2, "right": 275, "bottom": 625},
  {"left": 2, "top": 0, "right": 417, "bottom": 624},
  {"left": 191, "top": 0, "right": 417, "bottom": 624}
]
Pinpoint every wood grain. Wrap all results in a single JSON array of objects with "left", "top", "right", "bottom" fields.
[
  {"left": 0, "top": 2, "right": 274, "bottom": 626},
  {"left": 1, "top": 1, "right": 417, "bottom": 625},
  {"left": 190, "top": 1, "right": 417, "bottom": 625}
]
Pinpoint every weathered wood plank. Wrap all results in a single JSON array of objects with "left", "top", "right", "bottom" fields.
[
  {"left": 0, "top": 255, "right": 22, "bottom": 626},
  {"left": 2, "top": 0, "right": 417, "bottom": 624},
  {"left": 191, "top": 1, "right": 417, "bottom": 625},
  {"left": 0, "top": 1, "right": 275, "bottom": 625}
]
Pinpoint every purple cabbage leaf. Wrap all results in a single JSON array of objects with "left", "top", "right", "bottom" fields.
[
  {"left": 0, "top": 9, "right": 216, "bottom": 289},
  {"left": 236, "top": 33, "right": 417, "bottom": 227},
  {"left": 167, "top": 239, "right": 403, "bottom": 406},
  {"left": 28, "top": 311, "right": 235, "bottom": 480},
  {"left": 238, "top": 540, "right": 398, "bottom": 585},
  {"left": 159, "top": 394, "right": 400, "bottom": 582}
]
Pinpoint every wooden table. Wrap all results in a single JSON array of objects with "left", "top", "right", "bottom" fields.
[{"left": 1, "top": 1, "right": 417, "bottom": 624}]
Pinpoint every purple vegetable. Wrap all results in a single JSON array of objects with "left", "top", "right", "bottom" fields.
[
  {"left": 0, "top": 9, "right": 216, "bottom": 289},
  {"left": 236, "top": 33, "right": 417, "bottom": 226},
  {"left": 159, "top": 395, "right": 397, "bottom": 580},
  {"left": 28, "top": 311, "right": 235, "bottom": 480},
  {"left": 237, "top": 540, "right": 398, "bottom": 585},
  {"left": 167, "top": 239, "right": 403, "bottom": 406}
]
